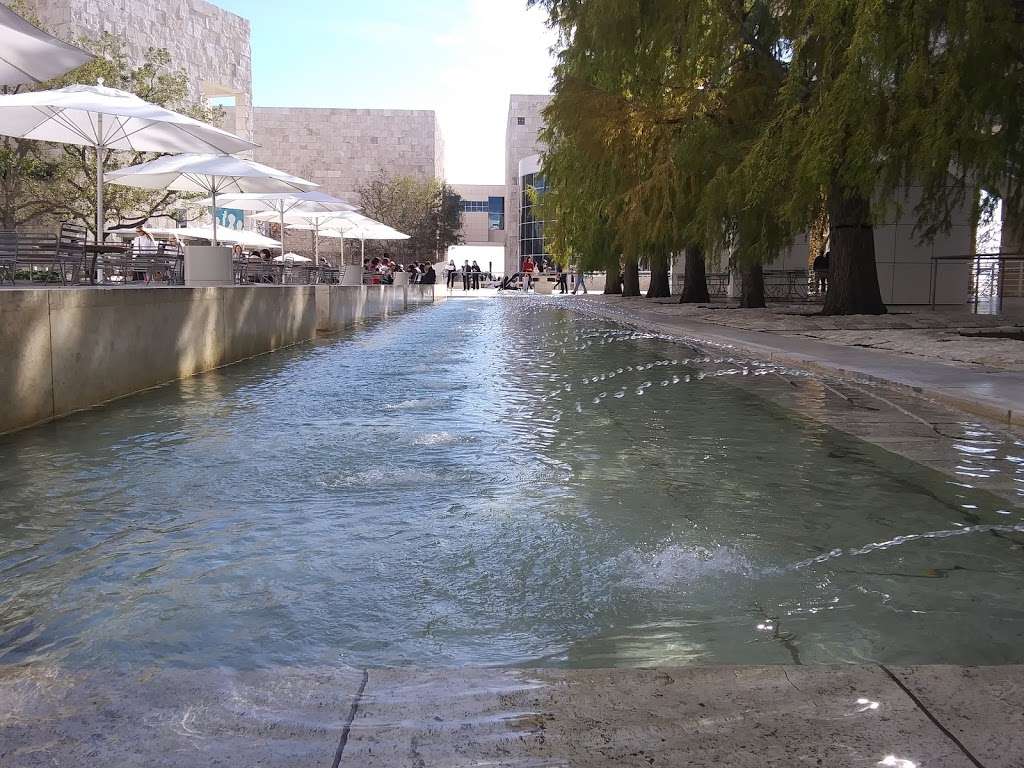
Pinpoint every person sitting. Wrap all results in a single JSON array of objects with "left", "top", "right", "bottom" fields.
[{"left": 420, "top": 263, "right": 437, "bottom": 284}]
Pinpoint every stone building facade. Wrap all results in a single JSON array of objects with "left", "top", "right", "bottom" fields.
[
  {"left": 246, "top": 107, "right": 444, "bottom": 203},
  {"left": 452, "top": 183, "right": 506, "bottom": 247},
  {"left": 504, "top": 94, "right": 551, "bottom": 276},
  {"left": 17, "top": 0, "right": 253, "bottom": 142},
  {"left": 232, "top": 106, "right": 446, "bottom": 259}
]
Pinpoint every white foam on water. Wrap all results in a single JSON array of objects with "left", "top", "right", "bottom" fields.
[
  {"left": 617, "top": 543, "right": 759, "bottom": 591},
  {"left": 413, "top": 432, "right": 460, "bottom": 446},
  {"left": 384, "top": 398, "right": 437, "bottom": 411}
]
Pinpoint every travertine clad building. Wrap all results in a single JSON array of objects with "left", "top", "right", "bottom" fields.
[
  {"left": 452, "top": 184, "right": 506, "bottom": 247},
  {"left": 17, "top": 0, "right": 254, "bottom": 142},
  {"left": 504, "top": 94, "right": 551, "bottom": 276},
  {"left": 245, "top": 107, "right": 445, "bottom": 203}
]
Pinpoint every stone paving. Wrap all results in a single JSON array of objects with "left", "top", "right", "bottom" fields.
[
  {"left": 591, "top": 298, "right": 1024, "bottom": 372},
  {"left": 2, "top": 664, "right": 1021, "bottom": 767}
]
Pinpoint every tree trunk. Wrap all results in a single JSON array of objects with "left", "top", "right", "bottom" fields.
[
  {"left": 679, "top": 244, "right": 710, "bottom": 303},
  {"left": 823, "top": 187, "right": 886, "bottom": 315},
  {"left": 622, "top": 258, "right": 641, "bottom": 296},
  {"left": 646, "top": 258, "right": 671, "bottom": 298},
  {"left": 739, "top": 262, "right": 766, "bottom": 308},
  {"left": 603, "top": 262, "right": 622, "bottom": 294}
]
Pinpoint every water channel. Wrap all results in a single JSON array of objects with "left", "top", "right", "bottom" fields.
[{"left": 1, "top": 299, "right": 1022, "bottom": 670}]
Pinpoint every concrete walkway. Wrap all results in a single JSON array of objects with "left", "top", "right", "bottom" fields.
[
  {"left": 570, "top": 297, "right": 1024, "bottom": 429},
  {"left": 1, "top": 664, "right": 1021, "bottom": 766}
]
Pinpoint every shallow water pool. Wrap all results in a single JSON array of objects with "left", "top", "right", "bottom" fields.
[{"left": 1, "top": 299, "right": 1022, "bottom": 670}]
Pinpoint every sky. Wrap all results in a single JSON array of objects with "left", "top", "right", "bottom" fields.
[{"left": 213, "top": 0, "right": 559, "bottom": 184}]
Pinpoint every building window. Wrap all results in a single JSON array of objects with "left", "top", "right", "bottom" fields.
[
  {"left": 459, "top": 200, "right": 488, "bottom": 212},
  {"left": 520, "top": 172, "right": 548, "bottom": 264},
  {"left": 488, "top": 196, "right": 505, "bottom": 230},
  {"left": 517, "top": 117, "right": 525, "bottom": 125}
]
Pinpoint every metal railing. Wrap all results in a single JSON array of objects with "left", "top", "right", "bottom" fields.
[{"left": 928, "top": 253, "right": 1024, "bottom": 311}]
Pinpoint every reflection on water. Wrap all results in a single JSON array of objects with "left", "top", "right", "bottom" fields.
[{"left": 0, "top": 299, "right": 1022, "bottom": 671}]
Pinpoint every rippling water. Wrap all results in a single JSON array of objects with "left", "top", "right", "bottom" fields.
[{"left": 1, "top": 299, "right": 1023, "bottom": 670}]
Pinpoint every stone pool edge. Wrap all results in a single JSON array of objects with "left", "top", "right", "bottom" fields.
[
  {"left": 563, "top": 297, "right": 1024, "bottom": 507},
  {"left": 1, "top": 663, "right": 1019, "bottom": 767},
  {"left": 564, "top": 296, "right": 1024, "bottom": 432}
]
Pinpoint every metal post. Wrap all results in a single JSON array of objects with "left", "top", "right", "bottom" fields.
[
  {"left": 211, "top": 188, "right": 218, "bottom": 246},
  {"left": 314, "top": 220, "right": 319, "bottom": 265},
  {"left": 279, "top": 208, "right": 285, "bottom": 255},
  {"left": 95, "top": 114, "right": 104, "bottom": 245}
]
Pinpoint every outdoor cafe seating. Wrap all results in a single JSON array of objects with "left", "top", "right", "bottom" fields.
[{"left": 0, "top": 221, "right": 88, "bottom": 285}]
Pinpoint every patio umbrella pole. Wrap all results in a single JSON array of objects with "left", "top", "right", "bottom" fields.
[
  {"left": 314, "top": 220, "right": 319, "bottom": 266},
  {"left": 95, "top": 113, "right": 103, "bottom": 244},
  {"left": 211, "top": 187, "right": 218, "bottom": 246},
  {"left": 279, "top": 208, "right": 285, "bottom": 255}
]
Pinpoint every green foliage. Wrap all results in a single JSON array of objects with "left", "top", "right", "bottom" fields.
[
  {"left": 533, "top": 0, "right": 794, "bottom": 273},
  {"left": 0, "top": 16, "right": 224, "bottom": 235},
  {"left": 355, "top": 170, "right": 463, "bottom": 262},
  {"left": 533, "top": 0, "right": 1024, "bottom": 314}
]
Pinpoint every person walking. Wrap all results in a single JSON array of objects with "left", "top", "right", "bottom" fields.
[{"left": 571, "top": 265, "right": 588, "bottom": 294}]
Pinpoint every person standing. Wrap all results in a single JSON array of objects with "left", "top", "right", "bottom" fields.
[
  {"left": 813, "top": 251, "right": 830, "bottom": 295},
  {"left": 462, "top": 260, "right": 471, "bottom": 290},
  {"left": 470, "top": 260, "right": 481, "bottom": 289},
  {"left": 446, "top": 259, "right": 457, "bottom": 289},
  {"left": 556, "top": 263, "right": 568, "bottom": 294},
  {"left": 521, "top": 256, "right": 535, "bottom": 292}
]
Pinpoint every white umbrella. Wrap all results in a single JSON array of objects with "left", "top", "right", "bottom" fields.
[
  {"left": 285, "top": 212, "right": 410, "bottom": 265},
  {"left": 108, "top": 225, "right": 282, "bottom": 250},
  {"left": 195, "top": 191, "right": 358, "bottom": 260},
  {"left": 274, "top": 252, "right": 311, "bottom": 263},
  {"left": 0, "top": 80, "right": 255, "bottom": 242},
  {"left": 106, "top": 153, "right": 317, "bottom": 245},
  {"left": 252, "top": 209, "right": 352, "bottom": 264},
  {"left": 0, "top": 5, "right": 94, "bottom": 86}
]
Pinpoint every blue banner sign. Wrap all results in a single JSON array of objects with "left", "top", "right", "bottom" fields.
[{"left": 214, "top": 207, "right": 245, "bottom": 231}]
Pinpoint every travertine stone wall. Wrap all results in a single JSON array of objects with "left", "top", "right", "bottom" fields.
[
  {"left": 504, "top": 94, "right": 551, "bottom": 275},
  {"left": 250, "top": 107, "right": 444, "bottom": 201},
  {"left": 20, "top": 0, "right": 253, "bottom": 141},
  {"left": 0, "top": 284, "right": 442, "bottom": 435},
  {"left": 240, "top": 106, "right": 445, "bottom": 258}
]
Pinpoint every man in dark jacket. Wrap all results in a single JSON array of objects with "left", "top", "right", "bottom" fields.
[{"left": 420, "top": 264, "right": 437, "bottom": 284}]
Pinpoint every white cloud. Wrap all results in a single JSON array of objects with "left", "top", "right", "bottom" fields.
[{"left": 434, "top": 0, "right": 557, "bottom": 183}]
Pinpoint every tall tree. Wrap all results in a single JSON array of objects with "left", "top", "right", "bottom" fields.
[
  {"left": 743, "top": 0, "right": 1024, "bottom": 315},
  {"left": 533, "top": 0, "right": 791, "bottom": 307},
  {"left": 0, "top": 23, "right": 221, "bottom": 236},
  {"left": 356, "top": 170, "right": 463, "bottom": 263}
]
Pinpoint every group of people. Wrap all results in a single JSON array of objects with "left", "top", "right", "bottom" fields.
[
  {"left": 518, "top": 256, "right": 588, "bottom": 294},
  {"left": 445, "top": 259, "right": 485, "bottom": 290},
  {"left": 362, "top": 256, "right": 437, "bottom": 285}
]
